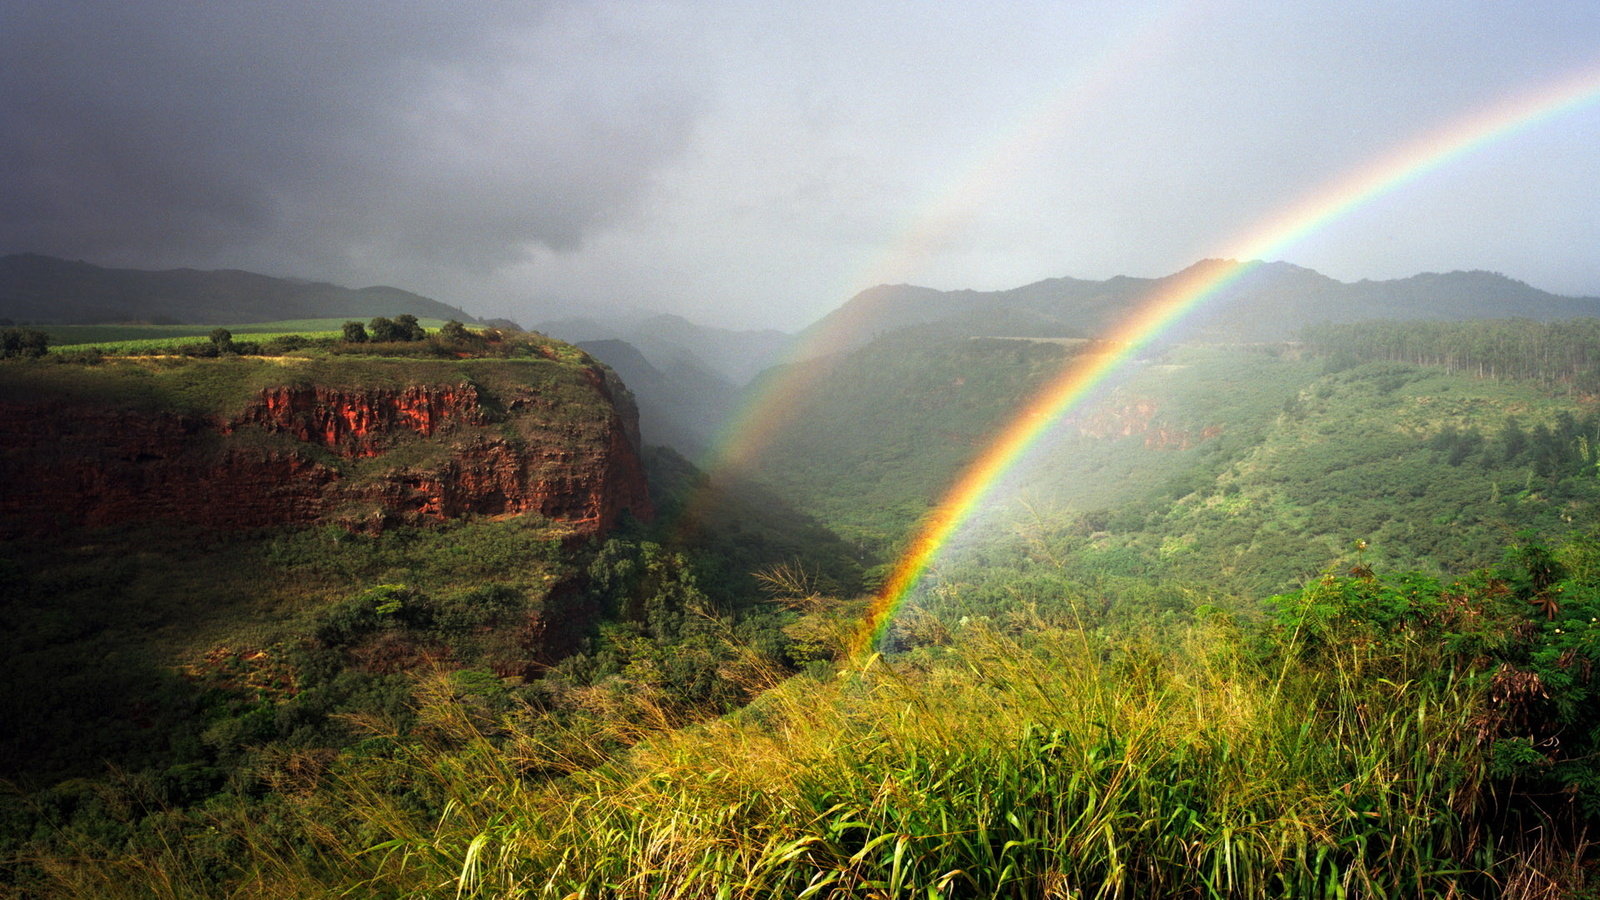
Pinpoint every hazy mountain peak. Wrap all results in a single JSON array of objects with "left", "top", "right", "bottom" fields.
[
  {"left": 641, "top": 312, "right": 695, "bottom": 327},
  {"left": 539, "top": 308, "right": 793, "bottom": 388},
  {"left": 1402, "top": 270, "right": 1537, "bottom": 291}
]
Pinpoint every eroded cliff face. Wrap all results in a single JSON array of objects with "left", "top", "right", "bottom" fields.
[
  {"left": 0, "top": 360, "right": 652, "bottom": 536},
  {"left": 1070, "top": 399, "right": 1223, "bottom": 450},
  {"left": 233, "top": 383, "right": 490, "bottom": 457}
]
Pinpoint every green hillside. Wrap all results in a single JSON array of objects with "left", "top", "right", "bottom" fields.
[
  {"left": 747, "top": 330, "right": 1092, "bottom": 555},
  {"left": 744, "top": 328, "right": 1600, "bottom": 604}
]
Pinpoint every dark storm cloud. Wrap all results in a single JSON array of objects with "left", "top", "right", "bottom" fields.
[
  {"left": 0, "top": 0, "right": 701, "bottom": 278},
  {"left": 3, "top": 1, "right": 1595, "bottom": 327}
]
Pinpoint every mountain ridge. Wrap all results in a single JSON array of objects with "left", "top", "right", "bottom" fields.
[
  {"left": 0, "top": 253, "right": 480, "bottom": 325},
  {"left": 801, "top": 260, "right": 1600, "bottom": 355},
  {"left": 537, "top": 310, "right": 791, "bottom": 387},
  {"left": 576, "top": 337, "right": 738, "bottom": 458}
]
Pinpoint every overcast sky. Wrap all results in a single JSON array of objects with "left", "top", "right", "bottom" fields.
[{"left": 3, "top": 1, "right": 1597, "bottom": 330}]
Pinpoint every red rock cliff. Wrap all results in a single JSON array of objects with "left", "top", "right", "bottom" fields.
[
  {"left": 232, "top": 383, "right": 490, "bottom": 457},
  {"left": 1068, "top": 399, "right": 1223, "bottom": 450},
  {"left": 0, "top": 362, "right": 652, "bottom": 537}
]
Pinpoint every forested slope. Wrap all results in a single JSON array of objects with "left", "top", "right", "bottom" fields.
[{"left": 744, "top": 325, "right": 1600, "bottom": 604}]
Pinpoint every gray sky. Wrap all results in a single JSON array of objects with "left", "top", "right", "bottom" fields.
[{"left": 3, "top": 1, "right": 1597, "bottom": 330}]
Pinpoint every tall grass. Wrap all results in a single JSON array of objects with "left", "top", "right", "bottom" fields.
[{"left": 27, "top": 610, "right": 1537, "bottom": 899}]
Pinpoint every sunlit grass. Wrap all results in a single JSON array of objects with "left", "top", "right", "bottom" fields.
[
  {"left": 27, "top": 609, "right": 1519, "bottom": 899},
  {"left": 43, "top": 318, "right": 454, "bottom": 347},
  {"left": 49, "top": 331, "right": 342, "bottom": 355}
]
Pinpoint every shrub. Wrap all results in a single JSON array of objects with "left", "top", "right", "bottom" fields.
[
  {"left": 262, "top": 334, "right": 310, "bottom": 353},
  {"left": 1273, "top": 530, "right": 1600, "bottom": 819},
  {"left": 0, "top": 327, "right": 49, "bottom": 358},
  {"left": 368, "top": 317, "right": 402, "bottom": 343},
  {"left": 395, "top": 314, "right": 427, "bottom": 341},
  {"left": 314, "top": 584, "right": 434, "bottom": 647}
]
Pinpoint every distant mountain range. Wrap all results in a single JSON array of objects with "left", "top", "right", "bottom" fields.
[
  {"left": 803, "top": 260, "right": 1600, "bottom": 352},
  {"left": 534, "top": 314, "right": 794, "bottom": 459},
  {"left": 536, "top": 312, "right": 791, "bottom": 387},
  {"left": 0, "top": 253, "right": 478, "bottom": 325},
  {"left": 574, "top": 338, "right": 737, "bottom": 459}
]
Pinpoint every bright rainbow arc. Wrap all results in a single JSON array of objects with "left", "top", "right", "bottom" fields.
[{"left": 856, "top": 62, "right": 1600, "bottom": 654}]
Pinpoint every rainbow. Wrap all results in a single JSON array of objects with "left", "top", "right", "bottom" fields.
[{"left": 856, "top": 62, "right": 1600, "bottom": 653}]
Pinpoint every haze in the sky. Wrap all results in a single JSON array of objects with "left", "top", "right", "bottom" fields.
[{"left": 2, "top": 0, "right": 1597, "bottom": 330}]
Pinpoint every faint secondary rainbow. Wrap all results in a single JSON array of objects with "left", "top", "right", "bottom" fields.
[
  {"left": 855, "top": 61, "right": 1600, "bottom": 654},
  {"left": 702, "top": 0, "right": 1208, "bottom": 479},
  {"left": 843, "top": 0, "right": 1208, "bottom": 295}
]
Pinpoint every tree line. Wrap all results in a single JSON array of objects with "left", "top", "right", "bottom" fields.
[{"left": 1302, "top": 318, "right": 1600, "bottom": 392}]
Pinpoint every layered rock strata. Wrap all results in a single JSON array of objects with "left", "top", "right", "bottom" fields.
[{"left": 0, "top": 362, "right": 651, "bottom": 536}]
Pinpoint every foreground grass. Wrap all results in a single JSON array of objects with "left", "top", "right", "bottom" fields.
[{"left": 25, "top": 608, "right": 1567, "bottom": 899}]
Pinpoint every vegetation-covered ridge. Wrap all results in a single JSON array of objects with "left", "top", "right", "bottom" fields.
[
  {"left": 0, "top": 317, "right": 598, "bottom": 410},
  {"left": 28, "top": 313, "right": 521, "bottom": 360}
]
